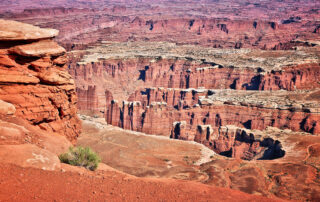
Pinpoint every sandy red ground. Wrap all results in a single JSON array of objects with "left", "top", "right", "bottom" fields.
[{"left": 0, "top": 163, "right": 282, "bottom": 202}]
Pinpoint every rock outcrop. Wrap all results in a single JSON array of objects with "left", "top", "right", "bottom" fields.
[
  {"left": 0, "top": 98, "right": 72, "bottom": 171},
  {"left": 0, "top": 19, "right": 81, "bottom": 142},
  {"left": 194, "top": 125, "right": 285, "bottom": 160},
  {"left": 0, "top": 19, "right": 80, "bottom": 173}
]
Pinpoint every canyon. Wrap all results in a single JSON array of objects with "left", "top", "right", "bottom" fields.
[
  {"left": 0, "top": 18, "right": 271, "bottom": 202},
  {"left": 68, "top": 39, "right": 320, "bottom": 200},
  {"left": 1, "top": 0, "right": 320, "bottom": 51},
  {"left": 0, "top": 0, "right": 320, "bottom": 201},
  {"left": 69, "top": 42, "right": 320, "bottom": 158}
]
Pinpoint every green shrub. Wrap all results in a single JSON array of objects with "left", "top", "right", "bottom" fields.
[{"left": 59, "top": 146, "right": 101, "bottom": 171}]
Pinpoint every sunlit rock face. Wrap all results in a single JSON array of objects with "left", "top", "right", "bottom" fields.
[{"left": 0, "top": 19, "right": 81, "bottom": 143}]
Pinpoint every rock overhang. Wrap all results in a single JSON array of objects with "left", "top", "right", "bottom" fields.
[{"left": 0, "top": 19, "right": 59, "bottom": 41}]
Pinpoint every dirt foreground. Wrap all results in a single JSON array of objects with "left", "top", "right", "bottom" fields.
[{"left": 0, "top": 163, "right": 283, "bottom": 202}]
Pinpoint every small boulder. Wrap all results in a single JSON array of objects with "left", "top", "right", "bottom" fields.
[
  {"left": 10, "top": 40, "right": 66, "bottom": 57},
  {"left": 0, "top": 100, "right": 16, "bottom": 115}
]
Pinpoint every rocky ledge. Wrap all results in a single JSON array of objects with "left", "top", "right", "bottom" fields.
[{"left": 0, "top": 19, "right": 81, "bottom": 142}]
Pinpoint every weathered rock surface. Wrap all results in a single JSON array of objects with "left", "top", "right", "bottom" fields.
[
  {"left": 0, "top": 20, "right": 80, "bottom": 142},
  {"left": 10, "top": 40, "right": 66, "bottom": 57},
  {"left": 0, "top": 100, "right": 16, "bottom": 115},
  {"left": 0, "top": 105, "right": 72, "bottom": 170},
  {"left": 0, "top": 20, "right": 78, "bottom": 173},
  {"left": 0, "top": 19, "right": 58, "bottom": 41},
  {"left": 0, "top": 144, "right": 60, "bottom": 170}
]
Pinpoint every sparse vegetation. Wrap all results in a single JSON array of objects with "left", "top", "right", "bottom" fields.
[
  {"left": 163, "top": 158, "right": 170, "bottom": 162},
  {"left": 183, "top": 156, "right": 196, "bottom": 165},
  {"left": 59, "top": 146, "right": 101, "bottom": 171}
]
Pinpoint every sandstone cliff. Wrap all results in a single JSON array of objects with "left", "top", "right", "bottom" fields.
[
  {"left": 0, "top": 19, "right": 81, "bottom": 143},
  {"left": 106, "top": 87, "right": 320, "bottom": 137}
]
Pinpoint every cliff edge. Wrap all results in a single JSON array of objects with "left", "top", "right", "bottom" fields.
[{"left": 0, "top": 19, "right": 81, "bottom": 143}]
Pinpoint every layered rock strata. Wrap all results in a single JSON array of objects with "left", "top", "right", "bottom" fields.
[
  {"left": 2, "top": 0, "right": 320, "bottom": 51},
  {"left": 194, "top": 125, "right": 285, "bottom": 160},
  {"left": 106, "top": 88, "right": 320, "bottom": 137},
  {"left": 0, "top": 19, "right": 81, "bottom": 142},
  {"left": 69, "top": 42, "right": 320, "bottom": 119}
]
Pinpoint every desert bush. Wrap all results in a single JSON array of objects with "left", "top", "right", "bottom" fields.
[{"left": 59, "top": 146, "right": 101, "bottom": 171}]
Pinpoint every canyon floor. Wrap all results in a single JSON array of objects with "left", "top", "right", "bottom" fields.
[{"left": 78, "top": 115, "right": 214, "bottom": 180}]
